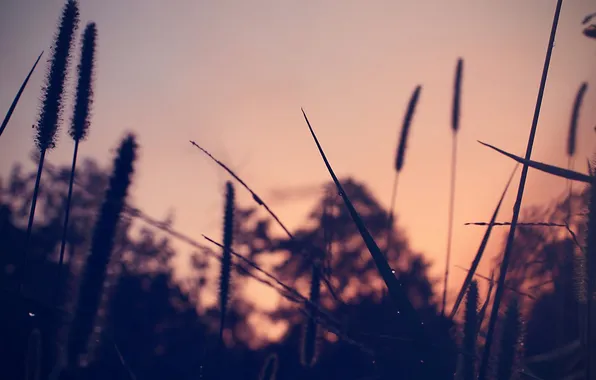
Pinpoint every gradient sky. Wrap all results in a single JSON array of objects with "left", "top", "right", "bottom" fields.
[{"left": 1, "top": 0, "right": 595, "bottom": 340}]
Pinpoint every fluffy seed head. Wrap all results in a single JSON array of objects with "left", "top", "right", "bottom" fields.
[
  {"left": 395, "top": 85, "right": 422, "bottom": 172},
  {"left": 70, "top": 22, "right": 98, "bottom": 142},
  {"left": 452, "top": 58, "right": 464, "bottom": 133},
  {"left": 67, "top": 133, "right": 138, "bottom": 367},
  {"left": 35, "top": 0, "right": 80, "bottom": 151}
]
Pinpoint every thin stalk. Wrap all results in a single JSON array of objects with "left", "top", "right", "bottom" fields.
[
  {"left": 477, "top": 1, "right": 563, "bottom": 379},
  {"left": 443, "top": 132, "right": 458, "bottom": 315},
  {"left": 385, "top": 173, "right": 399, "bottom": 257},
  {"left": 189, "top": 140, "right": 344, "bottom": 307},
  {"left": 20, "top": 149, "right": 46, "bottom": 292},
  {"left": 55, "top": 138, "right": 80, "bottom": 301},
  {"left": 567, "top": 156, "right": 573, "bottom": 223},
  {"left": 386, "top": 84, "right": 421, "bottom": 256}
]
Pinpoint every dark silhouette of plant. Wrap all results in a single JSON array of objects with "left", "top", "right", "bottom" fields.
[
  {"left": 20, "top": 0, "right": 80, "bottom": 291},
  {"left": 523, "top": 245, "right": 582, "bottom": 380},
  {"left": 568, "top": 83, "right": 588, "bottom": 161},
  {"left": 477, "top": 1, "right": 564, "bottom": 378},
  {"left": 582, "top": 164, "right": 596, "bottom": 380},
  {"left": 566, "top": 82, "right": 588, "bottom": 225},
  {"left": 449, "top": 165, "right": 518, "bottom": 319},
  {"left": 67, "top": 134, "right": 137, "bottom": 369},
  {"left": 219, "top": 181, "right": 235, "bottom": 342},
  {"left": 496, "top": 298, "right": 521, "bottom": 380},
  {"left": 463, "top": 280, "right": 478, "bottom": 380},
  {"left": 56, "top": 21, "right": 98, "bottom": 295},
  {"left": 0, "top": 51, "right": 44, "bottom": 139},
  {"left": 1, "top": 157, "right": 462, "bottom": 379},
  {"left": 443, "top": 57, "right": 464, "bottom": 316},
  {"left": 386, "top": 85, "right": 422, "bottom": 256},
  {"left": 301, "top": 109, "right": 458, "bottom": 378},
  {"left": 300, "top": 262, "right": 321, "bottom": 368}
]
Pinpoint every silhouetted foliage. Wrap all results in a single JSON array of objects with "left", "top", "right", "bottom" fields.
[{"left": 1, "top": 155, "right": 589, "bottom": 380}]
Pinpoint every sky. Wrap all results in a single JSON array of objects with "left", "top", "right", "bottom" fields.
[{"left": 1, "top": 0, "right": 595, "bottom": 341}]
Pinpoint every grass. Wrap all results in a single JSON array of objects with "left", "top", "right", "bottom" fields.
[{"left": 1, "top": 1, "right": 595, "bottom": 379}]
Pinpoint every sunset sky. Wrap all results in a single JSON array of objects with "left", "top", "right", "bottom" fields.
[{"left": 1, "top": 0, "right": 595, "bottom": 339}]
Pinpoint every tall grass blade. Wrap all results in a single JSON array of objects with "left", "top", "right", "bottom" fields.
[
  {"left": 478, "top": 141, "right": 591, "bottom": 183},
  {"left": 477, "top": 1, "right": 563, "bottom": 378},
  {"left": 300, "top": 108, "right": 424, "bottom": 336},
  {"left": 0, "top": 51, "right": 44, "bottom": 139},
  {"left": 449, "top": 165, "right": 518, "bottom": 319}
]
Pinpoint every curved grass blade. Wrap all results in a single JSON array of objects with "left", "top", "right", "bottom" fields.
[
  {"left": 478, "top": 141, "right": 591, "bottom": 183},
  {"left": 0, "top": 51, "right": 44, "bottom": 139},
  {"left": 300, "top": 108, "right": 423, "bottom": 333},
  {"left": 523, "top": 339, "right": 580, "bottom": 364},
  {"left": 189, "top": 140, "right": 345, "bottom": 307},
  {"left": 449, "top": 164, "right": 518, "bottom": 319},
  {"left": 454, "top": 265, "right": 536, "bottom": 300}
]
